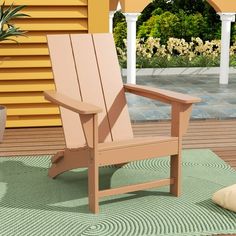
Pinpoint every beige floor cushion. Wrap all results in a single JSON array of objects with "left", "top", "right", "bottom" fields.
[{"left": 212, "top": 184, "right": 236, "bottom": 212}]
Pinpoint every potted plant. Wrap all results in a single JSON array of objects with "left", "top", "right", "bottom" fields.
[{"left": 0, "top": 2, "right": 29, "bottom": 142}]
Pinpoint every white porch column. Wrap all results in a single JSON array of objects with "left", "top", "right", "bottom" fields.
[
  {"left": 109, "top": 11, "right": 116, "bottom": 33},
  {"left": 124, "top": 13, "right": 140, "bottom": 84},
  {"left": 218, "top": 13, "right": 235, "bottom": 84}
]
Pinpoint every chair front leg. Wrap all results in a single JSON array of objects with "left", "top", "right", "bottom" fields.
[
  {"left": 88, "top": 154, "right": 99, "bottom": 213},
  {"left": 170, "top": 152, "right": 182, "bottom": 196},
  {"left": 170, "top": 102, "right": 192, "bottom": 196},
  {"left": 87, "top": 114, "right": 99, "bottom": 213},
  {"left": 171, "top": 102, "right": 192, "bottom": 137}
]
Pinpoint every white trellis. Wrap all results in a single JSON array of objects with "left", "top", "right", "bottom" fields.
[
  {"left": 218, "top": 13, "right": 235, "bottom": 85},
  {"left": 124, "top": 13, "right": 140, "bottom": 84},
  {"left": 109, "top": 11, "right": 116, "bottom": 33},
  {"left": 110, "top": 0, "right": 236, "bottom": 85},
  {"left": 109, "top": 0, "right": 150, "bottom": 84},
  {"left": 109, "top": 10, "right": 140, "bottom": 84},
  {"left": 207, "top": 0, "right": 236, "bottom": 83}
]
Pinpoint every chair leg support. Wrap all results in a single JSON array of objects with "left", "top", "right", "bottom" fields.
[
  {"left": 88, "top": 159, "right": 99, "bottom": 214},
  {"left": 48, "top": 148, "right": 90, "bottom": 179},
  {"left": 51, "top": 151, "right": 64, "bottom": 164},
  {"left": 170, "top": 153, "right": 181, "bottom": 196},
  {"left": 114, "top": 163, "right": 128, "bottom": 168}
]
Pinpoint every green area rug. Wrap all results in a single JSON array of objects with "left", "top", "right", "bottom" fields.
[{"left": 0, "top": 149, "right": 236, "bottom": 236}]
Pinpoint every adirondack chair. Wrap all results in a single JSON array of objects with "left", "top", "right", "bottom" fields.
[{"left": 44, "top": 33, "right": 201, "bottom": 214}]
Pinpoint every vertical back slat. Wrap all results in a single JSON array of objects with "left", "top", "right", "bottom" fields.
[
  {"left": 47, "top": 34, "right": 86, "bottom": 148},
  {"left": 92, "top": 34, "right": 133, "bottom": 141},
  {"left": 70, "top": 34, "right": 112, "bottom": 143}
]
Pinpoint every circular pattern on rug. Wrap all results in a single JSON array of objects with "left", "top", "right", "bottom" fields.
[{"left": 1, "top": 150, "right": 236, "bottom": 236}]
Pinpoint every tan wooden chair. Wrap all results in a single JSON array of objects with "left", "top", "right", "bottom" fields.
[{"left": 44, "top": 33, "right": 201, "bottom": 214}]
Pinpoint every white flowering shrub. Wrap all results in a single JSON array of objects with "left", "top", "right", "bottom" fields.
[{"left": 117, "top": 37, "right": 236, "bottom": 68}]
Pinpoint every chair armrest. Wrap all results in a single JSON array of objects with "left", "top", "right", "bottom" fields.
[
  {"left": 44, "top": 91, "right": 102, "bottom": 115},
  {"left": 124, "top": 84, "right": 201, "bottom": 137},
  {"left": 124, "top": 84, "right": 201, "bottom": 104}
]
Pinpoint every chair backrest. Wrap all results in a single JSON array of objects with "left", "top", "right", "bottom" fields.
[{"left": 47, "top": 33, "right": 133, "bottom": 148}]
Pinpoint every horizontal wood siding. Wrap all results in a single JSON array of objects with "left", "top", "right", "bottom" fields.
[{"left": 0, "top": 0, "right": 88, "bottom": 127}]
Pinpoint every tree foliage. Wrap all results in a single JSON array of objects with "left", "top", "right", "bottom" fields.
[
  {"left": 113, "top": 0, "right": 228, "bottom": 49},
  {"left": 138, "top": 11, "right": 180, "bottom": 43},
  {"left": 114, "top": 20, "right": 127, "bottom": 48}
]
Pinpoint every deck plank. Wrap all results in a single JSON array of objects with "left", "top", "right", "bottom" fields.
[{"left": 1, "top": 120, "right": 235, "bottom": 168}]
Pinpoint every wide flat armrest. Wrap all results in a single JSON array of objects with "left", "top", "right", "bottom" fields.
[
  {"left": 44, "top": 91, "right": 102, "bottom": 115},
  {"left": 124, "top": 84, "right": 201, "bottom": 104}
]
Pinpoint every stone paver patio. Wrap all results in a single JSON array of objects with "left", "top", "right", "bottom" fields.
[{"left": 124, "top": 74, "right": 236, "bottom": 121}]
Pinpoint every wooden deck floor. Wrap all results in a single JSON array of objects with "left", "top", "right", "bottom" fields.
[
  {"left": 0, "top": 119, "right": 235, "bottom": 236},
  {"left": 1, "top": 119, "right": 236, "bottom": 170}
]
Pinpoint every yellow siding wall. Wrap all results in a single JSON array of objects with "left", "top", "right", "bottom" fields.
[
  {"left": 1, "top": 0, "right": 89, "bottom": 127},
  {"left": 88, "top": 0, "right": 109, "bottom": 33}
]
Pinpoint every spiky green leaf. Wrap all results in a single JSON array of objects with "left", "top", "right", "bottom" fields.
[{"left": 0, "top": 2, "right": 29, "bottom": 42}]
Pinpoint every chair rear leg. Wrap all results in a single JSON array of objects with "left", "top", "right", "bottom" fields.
[
  {"left": 170, "top": 153, "right": 182, "bottom": 196},
  {"left": 88, "top": 159, "right": 99, "bottom": 213}
]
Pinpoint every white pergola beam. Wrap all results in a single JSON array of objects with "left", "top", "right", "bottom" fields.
[
  {"left": 218, "top": 13, "right": 235, "bottom": 85},
  {"left": 109, "top": 11, "right": 116, "bottom": 33},
  {"left": 124, "top": 13, "right": 140, "bottom": 84}
]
